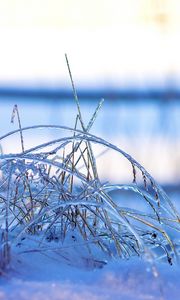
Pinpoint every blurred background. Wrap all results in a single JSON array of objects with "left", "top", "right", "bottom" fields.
[{"left": 0, "top": 0, "right": 180, "bottom": 190}]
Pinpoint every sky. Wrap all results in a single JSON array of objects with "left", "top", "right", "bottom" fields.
[{"left": 0, "top": 0, "right": 180, "bottom": 88}]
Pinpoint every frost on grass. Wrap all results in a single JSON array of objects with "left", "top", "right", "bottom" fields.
[{"left": 0, "top": 59, "right": 179, "bottom": 273}]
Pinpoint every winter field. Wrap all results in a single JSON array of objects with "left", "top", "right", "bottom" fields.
[{"left": 0, "top": 86, "right": 179, "bottom": 299}]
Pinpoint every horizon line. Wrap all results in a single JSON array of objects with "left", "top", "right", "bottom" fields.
[{"left": 0, "top": 86, "right": 179, "bottom": 100}]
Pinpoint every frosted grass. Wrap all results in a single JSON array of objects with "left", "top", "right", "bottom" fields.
[{"left": 0, "top": 56, "right": 179, "bottom": 272}]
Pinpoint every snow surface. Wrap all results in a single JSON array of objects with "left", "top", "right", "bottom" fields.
[{"left": 0, "top": 251, "right": 179, "bottom": 300}]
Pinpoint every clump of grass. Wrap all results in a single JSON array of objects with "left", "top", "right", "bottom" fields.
[{"left": 0, "top": 56, "right": 179, "bottom": 272}]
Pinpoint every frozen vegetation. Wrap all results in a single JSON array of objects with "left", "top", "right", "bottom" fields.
[{"left": 0, "top": 57, "right": 179, "bottom": 299}]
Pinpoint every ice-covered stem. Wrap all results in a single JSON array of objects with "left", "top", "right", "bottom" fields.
[
  {"left": 11, "top": 104, "right": 25, "bottom": 153},
  {"left": 65, "top": 54, "right": 101, "bottom": 180}
]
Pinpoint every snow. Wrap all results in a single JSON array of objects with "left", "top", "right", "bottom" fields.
[{"left": 0, "top": 249, "right": 179, "bottom": 300}]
